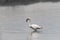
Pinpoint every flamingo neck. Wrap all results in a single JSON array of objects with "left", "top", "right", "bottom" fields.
[
  {"left": 27, "top": 20, "right": 31, "bottom": 25},
  {"left": 27, "top": 19, "right": 31, "bottom": 26},
  {"left": 29, "top": 22, "right": 31, "bottom": 26}
]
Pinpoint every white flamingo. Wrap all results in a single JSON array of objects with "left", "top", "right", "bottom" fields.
[{"left": 26, "top": 17, "right": 43, "bottom": 31}]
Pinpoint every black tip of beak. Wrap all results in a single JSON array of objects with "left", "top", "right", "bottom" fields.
[{"left": 26, "top": 18, "right": 30, "bottom": 22}]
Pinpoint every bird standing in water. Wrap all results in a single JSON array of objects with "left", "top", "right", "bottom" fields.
[{"left": 26, "top": 17, "right": 43, "bottom": 31}]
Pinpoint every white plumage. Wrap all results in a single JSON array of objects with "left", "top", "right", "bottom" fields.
[
  {"left": 29, "top": 24, "right": 41, "bottom": 29},
  {"left": 26, "top": 17, "right": 43, "bottom": 31}
]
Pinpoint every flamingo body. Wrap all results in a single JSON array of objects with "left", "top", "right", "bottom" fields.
[{"left": 29, "top": 24, "right": 42, "bottom": 31}]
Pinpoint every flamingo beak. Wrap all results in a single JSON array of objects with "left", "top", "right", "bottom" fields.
[{"left": 26, "top": 18, "right": 30, "bottom": 22}]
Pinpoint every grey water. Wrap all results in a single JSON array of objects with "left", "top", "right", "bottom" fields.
[{"left": 0, "top": 2, "right": 60, "bottom": 40}]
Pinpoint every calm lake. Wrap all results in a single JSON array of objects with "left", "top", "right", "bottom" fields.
[{"left": 0, "top": 2, "right": 60, "bottom": 40}]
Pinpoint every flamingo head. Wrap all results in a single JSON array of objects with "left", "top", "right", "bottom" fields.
[{"left": 26, "top": 17, "right": 31, "bottom": 22}]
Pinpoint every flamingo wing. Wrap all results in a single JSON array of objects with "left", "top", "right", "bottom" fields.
[{"left": 30, "top": 24, "right": 41, "bottom": 29}]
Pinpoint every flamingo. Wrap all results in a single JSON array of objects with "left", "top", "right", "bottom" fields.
[{"left": 26, "top": 17, "right": 43, "bottom": 31}]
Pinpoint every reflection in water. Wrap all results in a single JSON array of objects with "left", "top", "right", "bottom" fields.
[{"left": 28, "top": 31, "right": 41, "bottom": 40}]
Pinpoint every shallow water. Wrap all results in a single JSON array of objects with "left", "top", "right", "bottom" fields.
[{"left": 0, "top": 2, "right": 60, "bottom": 40}]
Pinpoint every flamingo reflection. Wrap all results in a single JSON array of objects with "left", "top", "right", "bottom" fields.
[{"left": 29, "top": 31, "right": 41, "bottom": 40}]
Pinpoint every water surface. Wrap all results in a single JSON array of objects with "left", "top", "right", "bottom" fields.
[{"left": 0, "top": 2, "right": 60, "bottom": 40}]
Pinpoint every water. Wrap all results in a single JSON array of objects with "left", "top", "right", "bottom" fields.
[{"left": 0, "top": 2, "right": 60, "bottom": 40}]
